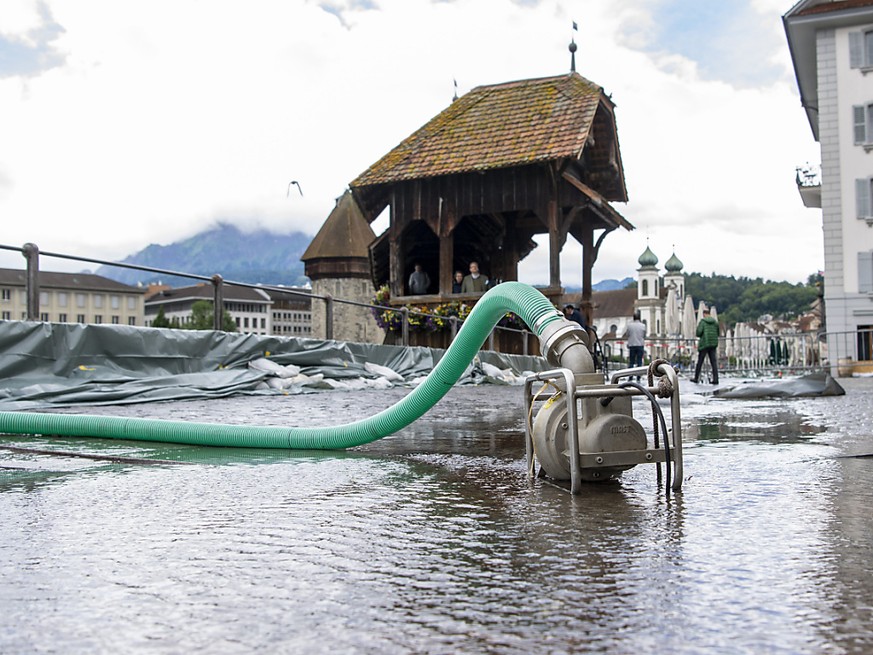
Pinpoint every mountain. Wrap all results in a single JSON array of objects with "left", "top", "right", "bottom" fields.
[
  {"left": 563, "top": 278, "right": 635, "bottom": 293},
  {"left": 97, "top": 223, "right": 312, "bottom": 287},
  {"left": 593, "top": 277, "right": 634, "bottom": 291}
]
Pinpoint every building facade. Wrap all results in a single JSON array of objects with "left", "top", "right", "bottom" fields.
[
  {"left": 143, "top": 283, "right": 313, "bottom": 336},
  {"left": 0, "top": 267, "right": 145, "bottom": 325},
  {"left": 785, "top": 0, "right": 873, "bottom": 364},
  {"left": 145, "top": 284, "right": 273, "bottom": 334}
]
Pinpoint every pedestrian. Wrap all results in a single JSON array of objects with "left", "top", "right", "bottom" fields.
[
  {"left": 408, "top": 263, "right": 430, "bottom": 295},
  {"left": 452, "top": 270, "right": 464, "bottom": 293},
  {"left": 563, "top": 304, "right": 586, "bottom": 328},
  {"left": 691, "top": 308, "right": 720, "bottom": 384},
  {"left": 460, "top": 261, "right": 488, "bottom": 293},
  {"left": 623, "top": 310, "right": 646, "bottom": 378}
]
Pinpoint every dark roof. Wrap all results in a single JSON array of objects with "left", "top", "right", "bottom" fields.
[
  {"left": 352, "top": 73, "right": 608, "bottom": 187},
  {"left": 796, "top": 0, "right": 873, "bottom": 15},
  {"left": 145, "top": 284, "right": 271, "bottom": 304},
  {"left": 591, "top": 287, "right": 637, "bottom": 320},
  {"left": 0, "top": 267, "right": 145, "bottom": 293},
  {"left": 301, "top": 190, "right": 375, "bottom": 260}
]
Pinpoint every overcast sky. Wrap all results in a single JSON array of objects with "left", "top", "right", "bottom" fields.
[{"left": 0, "top": 0, "right": 821, "bottom": 286}]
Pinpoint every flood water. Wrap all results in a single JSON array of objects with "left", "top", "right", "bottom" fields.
[{"left": 2, "top": 377, "right": 872, "bottom": 654}]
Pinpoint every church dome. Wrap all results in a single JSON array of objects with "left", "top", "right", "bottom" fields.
[
  {"left": 637, "top": 245, "right": 658, "bottom": 267},
  {"left": 665, "top": 252, "right": 684, "bottom": 272}
]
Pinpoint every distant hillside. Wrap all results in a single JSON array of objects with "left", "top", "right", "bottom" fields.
[
  {"left": 97, "top": 223, "right": 312, "bottom": 287},
  {"left": 563, "top": 278, "right": 634, "bottom": 293},
  {"left": 593, "top": 277, "right": 634, "bottom": 291}
]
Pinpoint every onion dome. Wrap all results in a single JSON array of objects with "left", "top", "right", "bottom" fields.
[
  {"left": 637, "top": 245, "right": 658, "bottom": 267},
  {"left": 665, "top": 252, "right": 684, "bottom": 272}
]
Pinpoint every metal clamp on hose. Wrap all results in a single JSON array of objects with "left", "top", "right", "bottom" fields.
[{"left": 538, "top": 319, "right": 594, "bottom": 374}]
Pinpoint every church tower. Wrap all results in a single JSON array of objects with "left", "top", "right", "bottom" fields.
[
  {"left": 664, "top": 251, "right": 685, "bottom": 299},
  {"left": 635, "top": 245, "right": 662, "bottom": 335}
]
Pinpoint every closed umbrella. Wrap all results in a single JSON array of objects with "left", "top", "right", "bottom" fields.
[{"left": 682, "top": 296, "right": 697, "bottom": 340}]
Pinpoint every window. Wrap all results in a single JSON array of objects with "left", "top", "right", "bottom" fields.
[
  {"left": 59, "top": 313, "right": 67, "bottom": 322},
  {"left": 856, "top": 178, "right": 873, "bottom": 219},
  {"left": 93, "top": 295, "right": 103, "bottom": 309},
  {"left": 859, "top": 325, "right": 873, "bottom": 361},
  {"left": 40, "top": 312, "right": 49, "bottom": 322},
  {"left": 1, "top": 311, "right": 10, "bottom": 320},
  {"left": 111, "top": 315, "right": 120, "bottom": 324},
  {"left": 860, "top": 251, "right": 873, "bottom": 293},
  {"left": 94, "top": 314, "right": 103, "bottom": 323},
  {"left": 76, "top": 293, "right": 86, "bottom": 308},
  {"left": 850, "top": 30, "right": 873, "bottom": 69},
  {"left": 40, "top": 291, "right": 48, "bottom": 305},
  {"left": 128, "top": 317, "right": 136, "bottom": 326},
  {"left": 58, "top": 292, "right": 68, "bottom": 308},
  {"left": 642, "top": 280, "right": 649, "bottom": 296},
  {"left": 77, "top": 314, "right": 86, "bottom": 323},
  {"left": 110, "top": 295, "right": 120, "bottom": 310},
  {"left": 127, "top": 296, "right": 137, "bottom": 310},
  {"left": 1, "top": 289, "right": 10, "bottom": 301}
]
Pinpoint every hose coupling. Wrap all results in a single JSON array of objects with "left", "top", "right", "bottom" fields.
[{"left": 538, "top": 318, "right": 594, "bottom": 374}]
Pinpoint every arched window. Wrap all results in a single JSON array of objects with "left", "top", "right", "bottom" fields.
[{"left": 642, "top": 279, "right": 649, "bottom": 296}]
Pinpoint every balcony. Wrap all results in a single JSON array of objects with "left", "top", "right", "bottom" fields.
[{"left": 796, "top": 163, "right": 821, "bottom": 209}]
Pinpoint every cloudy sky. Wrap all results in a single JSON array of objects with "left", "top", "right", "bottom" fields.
[{"left": 0, "top": 0, "right": 820, "bottom": 286}]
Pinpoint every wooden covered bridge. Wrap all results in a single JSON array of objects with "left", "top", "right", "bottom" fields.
[{"left": 348, "top": 71, "right": 633, "bottom": 324}]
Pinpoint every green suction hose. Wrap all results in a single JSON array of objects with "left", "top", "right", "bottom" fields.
[{"left": 0, "top": 282, "right": 569, "bottom": 449}]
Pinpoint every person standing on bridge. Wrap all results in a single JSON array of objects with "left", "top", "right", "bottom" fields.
[
  {"left": 408, "top": 263, "right": 430, "bottom": 295},
  {"left": 461, "top": 261, "right": 488, "bottom": 293}
]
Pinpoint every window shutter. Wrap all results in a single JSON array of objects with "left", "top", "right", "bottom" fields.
[
  {"left": 857, "top": 178, "right": 872, "bottom": 218},
  {"left": 851, "top": 31, "right": 864, "bottom": 68},
  {"left": 855, "top": 105, "right": 866, "bottom": 144},
  {"left": 859, "top": 252, "right": 873, "bottom": 293}
]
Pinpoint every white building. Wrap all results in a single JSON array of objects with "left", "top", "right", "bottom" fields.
[
  {"left": 145, "top": 284, "right": 274, "bottom": 335},
  {"left": 0, "top": 267, "right": 145, "bottom": 326},
  {"left": 785, "top": 0, "right": 873, "bottom": 365}
]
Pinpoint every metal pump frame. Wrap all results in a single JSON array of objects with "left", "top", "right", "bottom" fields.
[{"left": 523, "top": 362, "right": 684, "bottom": 494}]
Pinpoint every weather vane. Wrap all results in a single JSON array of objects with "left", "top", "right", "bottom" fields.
[{"left": 570, "top": 21, "right": 578, "bottom": 73}]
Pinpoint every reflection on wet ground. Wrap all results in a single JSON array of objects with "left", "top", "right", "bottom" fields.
[{"left": 1, "top": 376, "right": 872, "bottom": 653}]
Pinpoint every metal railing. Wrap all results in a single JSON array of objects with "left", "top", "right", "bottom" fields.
[
  {"left": 0, "top": 242, "right": 535, "bottom": 353},
  {"left": 6, "top": 241, "right": 862, "bottom": 373}
]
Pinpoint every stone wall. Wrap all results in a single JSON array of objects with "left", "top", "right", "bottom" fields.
[{"left": 310, "top": 277, "right": 383, "bottom": 344}]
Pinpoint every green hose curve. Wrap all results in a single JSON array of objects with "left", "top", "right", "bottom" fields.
[{"left": 0, "top": 282, "right": 564, "bottom": 449}]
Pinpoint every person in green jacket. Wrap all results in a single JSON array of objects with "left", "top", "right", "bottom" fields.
[{"left": 691, "top": 308, "right": 720, "bottom": 384}]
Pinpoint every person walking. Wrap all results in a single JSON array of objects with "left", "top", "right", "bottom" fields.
[
  {"left": 623, "top": 311, "right": 646, "bottom": 377},
  {"left": 691, "top": 308, "right": 720, "bottom": 384},
  {"left": 408, "top": 263, "right": 430, "bottom": 295},
  {"left": 460, "top": 261, "right": 488, "bottom": 293}
]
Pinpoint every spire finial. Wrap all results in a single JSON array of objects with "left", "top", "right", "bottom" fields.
[
  {"left": 569, "top": 21, "right": 578, "bottom": 73},
  {"left": 452, "top": 78, "right": 458, "bottom": 102}
]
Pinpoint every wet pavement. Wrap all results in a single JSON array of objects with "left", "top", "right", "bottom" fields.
[{"left": 1, "top": 376, "right": 872, "bottom": 654}]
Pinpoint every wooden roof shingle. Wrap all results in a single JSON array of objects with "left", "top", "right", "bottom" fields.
[{"left": 352, "top": 73, "right": 607, "bottom": 188}]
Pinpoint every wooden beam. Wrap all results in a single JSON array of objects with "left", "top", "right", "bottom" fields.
[
  {"left": 389, "top": 230, "right": 402, "bottom": 298},
  {"left": 580, "top": 221, "right": 594, "bottom": 325}
]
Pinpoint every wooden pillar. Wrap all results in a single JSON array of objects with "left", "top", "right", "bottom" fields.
[
  {"left": 547, "top": 199, "right": 561, "bottom": 290},
  {"left": 581, "top": 220, "right": 594, "bottom": 325},
  {"left": 389, "top": 229, "right": 402, "bottom": 298},
  {"left": 439, "top": 232, "right": 453, "bottom": 295}
]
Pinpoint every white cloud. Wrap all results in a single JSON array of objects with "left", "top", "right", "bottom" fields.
[{"left": 0, "top": 0, "right": 821, "bottom": 285}]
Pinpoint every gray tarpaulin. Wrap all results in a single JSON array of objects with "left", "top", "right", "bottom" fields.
[
  {"left": 714, "top": 371, "right": 846, "bottom": 399},
  {"left": 0, "top": 321, "right": 550, "bottom": 409}
]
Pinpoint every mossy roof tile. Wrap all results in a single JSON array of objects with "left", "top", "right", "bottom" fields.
[{"left": 352, "top": 73, "right": 605, "bottom": 187}]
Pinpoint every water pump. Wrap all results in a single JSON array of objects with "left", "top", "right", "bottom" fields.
[{"left": 525, "top": 314, "right": 683, "bottom": 493}]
